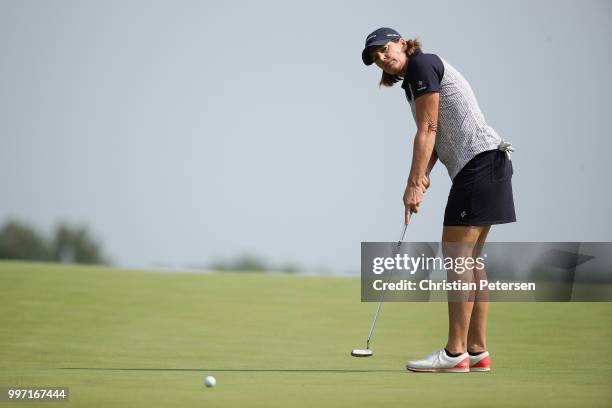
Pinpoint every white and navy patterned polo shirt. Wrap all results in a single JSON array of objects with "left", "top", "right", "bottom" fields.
[{"left": 401, "top": 48, "right": 504, "bottom": 180}]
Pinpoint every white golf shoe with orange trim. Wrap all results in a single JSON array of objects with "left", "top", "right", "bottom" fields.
[
  {"left": 405, "top": 348, "right": 470, "bottom": 373},
  {"left": 469, "top": 351, "right": 491, "bottom": 372}
]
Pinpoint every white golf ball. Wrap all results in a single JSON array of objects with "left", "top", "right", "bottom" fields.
[{"left": 204, "top": 376, "right": 216, "bottom": 388}]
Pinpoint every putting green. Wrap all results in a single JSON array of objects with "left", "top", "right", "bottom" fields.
[{"left": 1, "top": 261, "right": 611, "bottom": 407}]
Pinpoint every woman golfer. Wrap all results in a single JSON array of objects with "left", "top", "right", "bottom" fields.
[{"left": 361, "top": 27, "right": 516, "bottom": 372}]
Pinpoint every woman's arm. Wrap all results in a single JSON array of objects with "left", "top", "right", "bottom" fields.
[
  {"left": 421, "top": 149, "right": 438, "bottom": 192},
  {"left": 403, "top": 92, "right": 440, "bottom": 223},
  {"left": 426, "top": 149, "right": 438, "bottom": 176}
]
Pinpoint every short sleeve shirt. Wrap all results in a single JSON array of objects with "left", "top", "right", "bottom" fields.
[{"left": 399, "top": 48, "right": 504, "bottom": 179}]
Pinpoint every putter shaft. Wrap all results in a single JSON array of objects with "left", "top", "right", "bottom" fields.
[{"left": 365, "top": 221, "right": 409, "bottom": 350}]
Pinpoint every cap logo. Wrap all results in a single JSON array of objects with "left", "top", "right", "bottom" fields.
[
  {"left": 367, "top": 34, "right": 377, "bottom": 41},
  {"left": 386, "top": 33, "right": 399, "bottom": 37}
]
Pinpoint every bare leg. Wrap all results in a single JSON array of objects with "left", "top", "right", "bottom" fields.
[
  {"left": 442, "top": 225, "right": 488, "bottom": 355},
  {"left": 467, "top": 226, "right": 491, "bottom": 353}
]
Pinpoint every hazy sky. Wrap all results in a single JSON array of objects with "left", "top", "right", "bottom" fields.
[{"left": 1, "top": 0, "right": 611, "bottom": 273}]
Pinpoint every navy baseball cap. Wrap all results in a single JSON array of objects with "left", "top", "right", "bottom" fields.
[{"left": 361, "top": 27, "right": 402, "bottom": 66}]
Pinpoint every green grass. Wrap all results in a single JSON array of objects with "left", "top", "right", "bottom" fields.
[{"left": 0, "top": 261, "right": 611, "bottom": 407}]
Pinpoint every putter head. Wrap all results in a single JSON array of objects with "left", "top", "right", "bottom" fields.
[{"left": 351, "top": 348, "right": 373, "bottom": 357}]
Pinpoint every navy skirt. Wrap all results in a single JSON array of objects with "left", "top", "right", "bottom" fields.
[{"left": 443, "top": 149, "right": 516, "bottom": 226}]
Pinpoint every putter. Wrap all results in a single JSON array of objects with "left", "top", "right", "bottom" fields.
[{"left": 351, "top": 220, "right": 410, "bottom": 357}]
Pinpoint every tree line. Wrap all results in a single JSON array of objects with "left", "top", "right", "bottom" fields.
[{"left": 0, "top": 219, "right": 108, "bottom": 264}]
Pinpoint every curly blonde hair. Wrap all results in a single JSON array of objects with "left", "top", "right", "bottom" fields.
[{"left": 379, "top": 38, "right": 422, "bottom": 87}]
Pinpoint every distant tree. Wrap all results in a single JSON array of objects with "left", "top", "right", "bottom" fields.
[
  {"left": 0, "top": 218, "right": 108, "bottom": 265},
  {"left": 0, "top": 220, "right": 53, "bottom": 261},
  {"left": 211, "top": 253, "right": 268, "bottom": 272},
  {"left": 51, "top": 223, "right": 108, "bottom": 264},
  {"left": 280, "top": 262, "right": 300, "bottom": 274},
  {"left": 210, "top": 254, "right": 301, "bottom": 273},
  {"left": 231, "top": 254, "right": 268, "bottom": 272}
]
